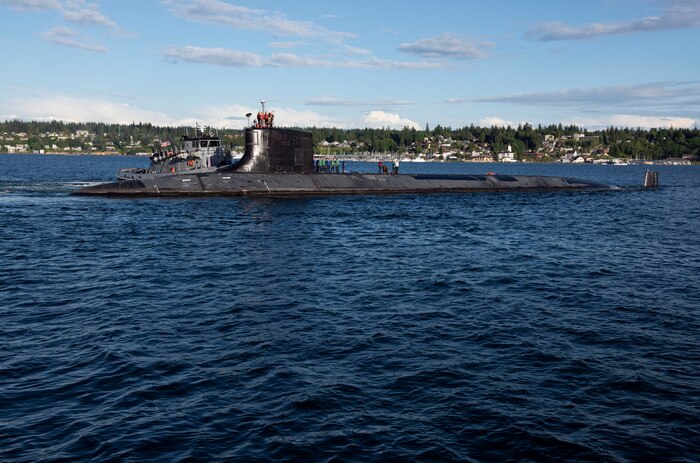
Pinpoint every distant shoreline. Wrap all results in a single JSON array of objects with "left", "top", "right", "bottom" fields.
[{"left": 1, "top": 151, "right": 696, "bottom": 165}]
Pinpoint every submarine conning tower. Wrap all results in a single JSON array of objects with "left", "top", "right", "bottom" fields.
[{"left": 233, "top": 127, "right": 314, "bottom": 174}]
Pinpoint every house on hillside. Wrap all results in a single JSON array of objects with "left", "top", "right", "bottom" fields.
[
  {"left": 471, "top": 152, "right": 495, "bottom": 162},
  {"left": 498, "top": 145, "right": 516, "bottom": 162}
]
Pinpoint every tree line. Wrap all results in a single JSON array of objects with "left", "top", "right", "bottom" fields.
[
  {"left": 304, "top": 124, "right": 700, "bottom": 160},
  {"left": 2, "top": 119, "right": 699, "bottom": 159}
]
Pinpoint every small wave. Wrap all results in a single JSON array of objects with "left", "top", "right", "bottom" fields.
[{"left": 0, "top": 180, "right": 98, "bottom": 195}]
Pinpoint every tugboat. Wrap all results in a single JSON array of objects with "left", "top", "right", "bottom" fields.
[{"left": 116, "top": 123, "right": 238, "bottom": 181}]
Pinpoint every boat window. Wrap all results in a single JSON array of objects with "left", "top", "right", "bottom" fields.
[{"left": 201, "top": 141, "right": 208, "bottom": 148}]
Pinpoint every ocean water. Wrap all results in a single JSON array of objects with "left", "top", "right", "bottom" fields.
[{"left": 1, "top": 154, "right": 699, "bottom": 462}]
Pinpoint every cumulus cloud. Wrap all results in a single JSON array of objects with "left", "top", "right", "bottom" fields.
[
  {"left": 0, "top": 0, "right": 61, "bottom": 11},
  {"left": 1, "top": 94, "right": 345, "bottom": 129},
  {"left": 527, "top": 0, "right": 700, "bottom": 40},
  {"left": 305, "top": 97, "right": 365, "bottom": 107},
  {"left": 478, "top": 82, "right": 700, "bottom": 128},
  {"left": 164, "top": 46, "right": 264, "bottom": 67},
  {"left": 1, "top": 0, "right": 123, "bottom": 29},
  {"left": 477, "top": 81, "right": 700, "bottom": 110},
  {"left": 163, "top": 45, "right": 443, "bottom": 69},
  {"left": 477, "top": 114, "right": 698, "bottom": 130},
  {"left": 265, "top": 107, "right": 344, "bottom": 128},
  {"left": 305, "top": 97, "right": 413, "bottom": 107},
  {"left": 162, "top": 0, "right": 355, "bottom": 44},
  {"left": 1, "top": 0, "right": 127, "bottom": 40},
  {"left": 269, "top": 40, "right": 306, "bottom": 49},
  {"left": 609, "top": 114, "right": 697, "bottom": 128},
  {"left": 41, "top": 26, "right": 107, "bottom": 52},
  {"left": 344, "top": 45, "right": 371, "bottom": 56},
  {"left": 479, "top": 116, "right": 520, "bottom": 128},
  {"left": 569, "top": 114, "right": 698, "bottom": 129},
  {"left": 160, "top": 3, "right": 447, "bottom": 70},
  {"left": 61, "top": 0, "right": 121, "bottom": 31},
  {"left": 4, "top": 94, "right": 175, "bottom": 125},
  {"left": 362, "top": 111, "right": 420, "bottom": 129},
  {"left": 184, "top": 103, "right": 344, "bottom": 128},
  {"left": 398, "top": 33, "right": 494, "bottom": 60}
]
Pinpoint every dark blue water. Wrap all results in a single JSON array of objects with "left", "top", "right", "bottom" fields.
[{"left": 2, "top": 154, "right": 699, "bottom": 462}]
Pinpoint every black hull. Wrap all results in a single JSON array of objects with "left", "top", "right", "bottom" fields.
[{"left": 74, "top": 172, "right": 611, "bottom": 197}]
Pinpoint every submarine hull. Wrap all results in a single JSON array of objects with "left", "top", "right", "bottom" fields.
[
  {"left": 74, "top": 126, "right": 612, "bottom": 197},
  {"left": 75, "top": 172, "right": 611, "bottom": 196}
]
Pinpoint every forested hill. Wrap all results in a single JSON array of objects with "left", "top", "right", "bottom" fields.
[{"left": 2, "top": 119, "right": 699, "bottom": 160}]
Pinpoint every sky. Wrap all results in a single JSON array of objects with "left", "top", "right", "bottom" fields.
[{"left": 0, "top": 0, "right": 699, "bottom": 130}]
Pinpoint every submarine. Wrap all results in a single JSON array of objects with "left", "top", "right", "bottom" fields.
[{"left": 75, "top": 104, "right": 626, "bottom": 197}]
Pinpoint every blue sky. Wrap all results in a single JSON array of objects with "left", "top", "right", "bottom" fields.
[{"left": 0, "top": 0, "right": 698, "bottom": 130}]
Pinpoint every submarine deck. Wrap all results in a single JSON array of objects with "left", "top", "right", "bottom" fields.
[{"left": 74, "top": 172, "right": 611, "bottom": 197}]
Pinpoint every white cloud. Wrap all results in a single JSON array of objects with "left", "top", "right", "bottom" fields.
[
  {"left": 41, "top": 26, "right": 107, "bottom": 52},
  {"left": 305, "top": 97, "right": 413, "bottom": 107},
  {"left": 477, "top": 113, "right": 698, "bottom": 130},
  {"left": 527, "top": 1, "right": 700, "bottom": 40},
  {"left": 0, "top": 0, "right": 60, "bottom": 11},
  {"left": 268, "top": 52, "right": 441, "bottom": 69},
  {"left": 1, "top": 94, "right": 345, "bottom": 129},
  {"left": 479, "top": 116, "right": 519, "bottom": 127},
  {"left": 164, "top": 46, "right": 264, "bottom": 67},
  {"left": 344, "top": 45, "right": 371, "bottom": 56},
  {"left": 269, "top": 40, "right": 306, "bottom": 49},
  {"left": 266, "top": 107, "right": 344, "bottom": 128},
  {"left": 191, "top": 104, "right": 343, "bottom": 128},
  {"left": 61, "top": 0, "right": 120, "bottom": 31},
  {"left": 477, "top": 81, "right": 700, "bottom": 112},
  {"left": 568, "top": 114, "right": 698, "bottom": 129},
  {"left": 0, "top": 0, "right": 127, "bottom": 36},
  {"left": 305, "top": 97, "right": 366, "bottom": 107},
  {"left": 163, "top": 45, "right": 443, "bottom": 69},
  {"left": 362, "top": 111, "right": 420, "bottom": 129},
  {"left": 3, "top": 94, "right": 175, "bottom": 125},
  {"left": 162, "top": 0, "right": 355, "bottom": 44},
  {"left": 398, "top": 33, "right": 494, "bottom": 60}
]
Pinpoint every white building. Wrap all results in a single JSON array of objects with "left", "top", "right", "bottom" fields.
[{"left": 498, "top": 145, "right": 517, "bottom": 162}]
